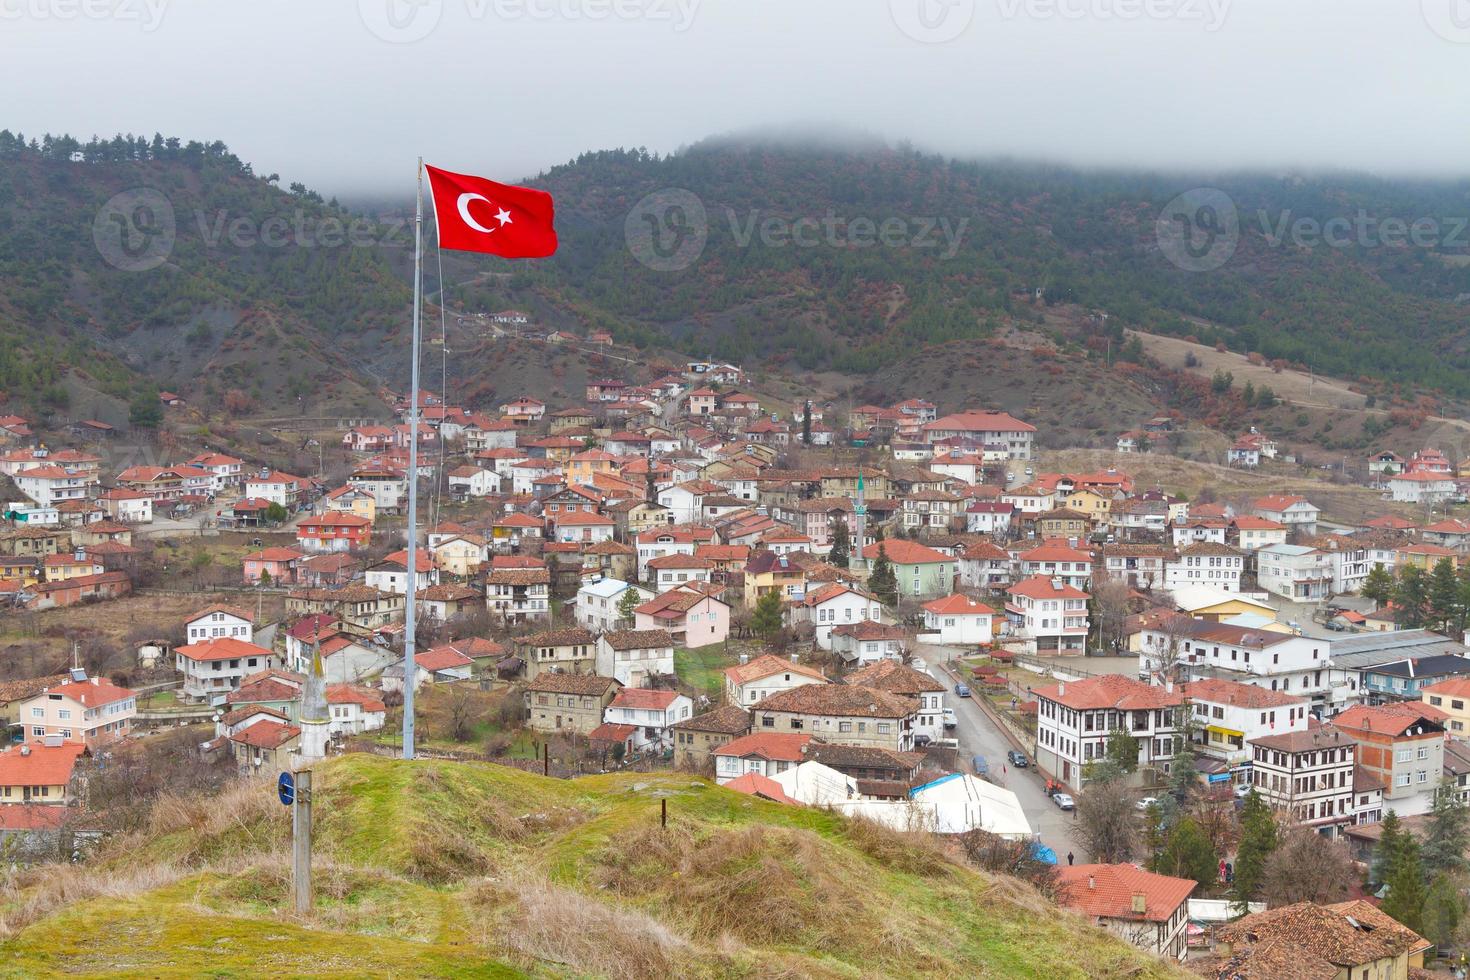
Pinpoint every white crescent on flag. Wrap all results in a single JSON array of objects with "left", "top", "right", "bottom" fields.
[{"left": 456, "top": 192, "right": 496, "bottom": 234}]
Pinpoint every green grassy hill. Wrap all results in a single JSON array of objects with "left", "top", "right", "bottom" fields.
[{"left": 0, "top": 754, "right": 1188, "bottom": 978}]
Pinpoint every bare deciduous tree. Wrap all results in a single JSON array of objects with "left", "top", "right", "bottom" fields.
[
  {"left": 1260, "top": 823, "right": 1355, "bottom": 906},
  {"left": 1071, "top": 778, "right": 1139, "bottom": 864}
]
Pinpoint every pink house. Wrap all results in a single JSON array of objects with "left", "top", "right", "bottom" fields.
[
  {"left": 242, "top": 547, "right": 305, "bottom": 585},
  {"left": 634, "top": 587, "right": 730, "bottom": 649}
]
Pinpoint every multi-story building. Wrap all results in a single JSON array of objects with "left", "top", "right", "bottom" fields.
[
  {"left": 750, "top": 685, "right": 917, "bottom": 752},
  {"left": 1100, "top": 544, "right": 1173, "bottom": 590},
  {"left": 175, "top": 637, "right": 283, "bottom": 703},
  {"left": 1248, "top": 725, "right": 1363, "bottom": 835},
  {"left": 1422, "top": 676, "right": 1470, "bottom": 736},
  {"left": 1033, "top": 674, "right": 1185, "bottom": 791},
  {"left": 184, "top": 604, "right": 254, "bottom": 645},
  {"left": 1180, "top": 678, "right": 1308, "bottom": 774},
  {"left": 1005, "top": 576, "right": 1090, "bottom": 655},
  {"left": 484, "top": 566, "right": 551, "bottom": 623},
  {"left": 1250, "top": 495, "right": 1320, "bottom": 536},
  {"left": 595, "top": 629, "right": 676, "bottom": 688},
  {"left": 517, "top": 627, "right": 598, "bottom": 679},
  {"left": 1056, "top": 864, "right": 1196, "bottom": 961},
  {"left": 575, "top": 578, "right": 652, "bottom": 633},
  {"left": 1332, "top": 702, "right": 1446, "bottom": 816},
  {"left": 523, "top": 674, "right": 621, "bottom": 735},
  {"left": 601, "top": 688, "right": 694, "bottom": 751},
  {"left": 15, "top": 673, "right": 136, "bottom": 748},
  {"left": 1139, "top": 618, "right": 1339, "bottom": 709},
  {"left": 1016, "top": 539, "right": 1093, "bottom": 589},
  {"left": 1256, "top": 543, "right": 1334, "bottom": 602},
  {"left": 1163, "top": 542, "right": 1244, "bottom": 593},
  {"left": 920, "top": 411, "right": 1036, "bottom": 459},
  {"left": 844, "top": 659, "right": 947, "bottom": 741}
]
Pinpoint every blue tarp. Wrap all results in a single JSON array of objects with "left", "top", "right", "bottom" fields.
[{"left": 1030, "top": 842, "right": 1058, "bottom": 865}]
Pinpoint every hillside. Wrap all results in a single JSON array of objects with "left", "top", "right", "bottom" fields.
[{"left": 0, "top": 754, "right": 1187, "bottom": 978}]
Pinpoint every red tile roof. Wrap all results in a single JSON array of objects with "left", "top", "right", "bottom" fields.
[
  {"left": 609, "top": 688, "right": 684, "bottom": 711},
  {"left": 228, "top": 719, "right": 301, "bottom": 750},
  {"left": 1056, "top": 864, "right": 1195, "bottom": 923},
  {"left": 1034, "top": 674, "right": 1184, "bottom": 711},
  {"left": 176, "top": 637, "right": 275, "bottom": 663},
  {"left": 724, "top": 654, "right": 827, "bottom": 686},
  {"left": 922, "top": 593, "right": 996, "bottom": 616},
  {"left": 714, "top": 732, "right": 814, "bottom": 762},
  {"left": 860, "top": 539, "right": 950, "bottom": 565},
  {"left": 723, "top": 771, "right": 798, "bottom": 804}
]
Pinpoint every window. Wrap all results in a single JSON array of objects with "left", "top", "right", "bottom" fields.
[
  {"left": 1418, "top": 746, "right": 1429, "bottom": 760},
  {"left": 1397, "top": 773, "right": 1412, "bottom": 787}
]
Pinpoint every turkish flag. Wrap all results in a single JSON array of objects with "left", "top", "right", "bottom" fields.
[{"left": 424, "top": 164, "right": 557, "bottom": 258}]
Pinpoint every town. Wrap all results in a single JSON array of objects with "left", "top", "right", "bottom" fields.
[{"left": 0, "top": 341, "right": 1467, "bottom": 975}]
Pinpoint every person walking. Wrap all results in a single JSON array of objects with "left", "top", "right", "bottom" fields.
[{"left": 1066, "top": 851, "right": 1074, "bottom": 866}]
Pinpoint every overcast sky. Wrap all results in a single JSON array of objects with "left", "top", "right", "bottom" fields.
[{"left": 5, "top": 0, "right": 1468, "bottom": 194}]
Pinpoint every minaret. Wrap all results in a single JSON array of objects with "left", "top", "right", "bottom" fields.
[
  {"left": 294, "top": 640, "right": 330, "bottom": 769},
  {"left": 849, "top": 469, "right": 867, "bottom": 573}
]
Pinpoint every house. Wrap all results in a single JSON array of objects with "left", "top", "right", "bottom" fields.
[
  {"left": 602, "top": 688, "right": 693, "bottom": 751},
  {"left": 724, "top": 654, "right": 828, "bottom": 708},
  {"left": 1163, "top": 542, "right": 1244, "bottom": 593},
  {"left": 1250, "top": 495, "right": 1320, "bottom": 536},
  {"left": 431, "top": 534, "right": 489, "bottom": 578},
  {"left": 633, "top": 588, "right": 730, "bottom": 648},
  {"left": 175, "top": 637, "right": 283, "bottom": 703},
  {"left": 228, "top": 719, "right": 301, "bottom": 773},
  {"left": 957, "top": 540, "right": 1013, "bottom": 590},
  {"left": 576, "top": 577, "right": 653, "bottom": 633},
  {"left": 1205, "top": 901, "right": 1432, "bottom": 980},
  {"left": 795, "top": 583, "right": 887, "bottom": 650},
  {"left": 286, "top": 586, "right": 403, "bottom": 631},
  {"left": 1180, "top": 677, "right": 1308, "bottom": 772},
  {"left": 830, "top": 620, "right": 907, "bottom": 665},
  {"left": 860, "top": 540, "right": 956, "bottom": 600},
  {"left": 98, "top": 487, "right": 153, "bottom": 523},
  {"left": 713, "top": 733, "right": 814, "bottom": 784},
  {"left": 549, "top": 510, "right": 616, "bottom": 544},
  {"left": 921, "top": 411, "right": 1036, "bottom": 459},
  {"left": 741, "top": 550, "right": 806, "bottom": 606},
  {"left": 1333, "top": 702, "right": 1446, "bottom": 816},
  {"left": 295, "top": 512, "right": 373, "bottom": 554},
  {"left": 1248, "top": 725, "right": 1366, "bottom": 835},
  {"left": 635, "top": 525, "right": 716, "bottom": 580},
  {"left": 595, "top": 629, "right": 676, "bottom": 688},
  {"left": 484, "top": 565, "right": 551, "bottom": 623},
  {"left": 364, "top": 550, "right": 437, "bottom": 595},
  {"left": 1056, "top": 864, "right": 1195, "bottom": 961},
  {"left": 1005, "top": 577, "right": 1090, "bottom": 655},
  {"left": 242, "top": 547, "right": 305, "bottom": 586},
  {"left": 750, "top": 684, "right": 917, "bottom": 751},
  {"left": 518, "top": 627, "right": 598, "bottom": 679},
  {"left": 0, "top": 743, "right": 87, "bottom": 805},
  {"left": 1033, "top": 674, "right": 1185, "bottom": 791},
  {"left": 26, "top": 570, "right": 132, "bottom": 610},
  {"left": 15, "top": 675, "right": 136, "bottom": 748},
  {"left": 347, "top": 464, "right": 408, "bottom": 513},
  {"left": 185, "top": 605, "right": 254, "bottom": 645},
  {"left": 1421, "top": 676, "right": 1470, "bottom": 736},
  {"left": 499, "top": 396, "right": 546, "bottom": 423},
  {"left": 1359, "top": 654, "right": 1470, "bottom": 704},
  {"left": 414, "top": 583, "right": 482, "bottom": 625},
  {"left": 844, "top": 659, "right": 947, "bottom": 740},
  {"left": 322, "top": 485, "right": 377, "bottom": 524},
  {"left": 1139, "top": 617, "right": 1335, "bottom": 706},
  {"left": 1256, "top": 543, "right": 1334, "bottom": 602},
  {"left": 1229, "top": 515, "right": 1288, "bottom": 552},
  {"left": 670, "top": 704, "right": 752, "bottom": 769},
  {"left": 964, "top": 501, "right": 1014, "bottom": 536},
  {"left": 920, "top": 594, "right": 996, "bottom": 645},
  {"left": 326, "top": 685, "right": 387, "bottom": 735},
  {"left": 1100, "top": 544, "right": 1172, "bottom": 590},
  {"left": 1388, "top": 470, "right": 1458, "bottom": 505}
]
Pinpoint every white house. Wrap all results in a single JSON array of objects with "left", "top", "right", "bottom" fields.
[
  {"left": 326, "top": 685, "right": 387, "bottom": 735},
  {"left": 1251, "top": 495, "right": 1320, "bottom": 536},
  {"left": 964, "top": 501, "right": 1014, "bottom": 536},
  {"left": 1005, "top": 576, "right": 1090, "bottom": 655},
  {"left": 601, "top": 688, "right": 693, "bottom": 751},
  {"left": 1389, "top": 471, "right": 1458, "bottom": 505},
  {"left": 957, "top": 540, "right": 1013, "bottom": 589},
  {"left": 364, "top": 551, "right": 438, "bottom": 596},
  {"left": 1180, "top": 678, "right": 1309, "bottom": 774},
  {"left": 1163, "top": 543, "right": 1245, "bottom": 593},
  {"left": 594, "top": 629, "right": 676, "bottom": 688},
  {"left": 794, "top": 583, "right": 887, "bottom": 650},
  {"left": 447, "top": 465, "right": 501, "bottom": 498},
  {"left": 920, "top": 594, "right": 996, "bottom": 645},
  {"left": 1230, "top": 516, "right": 1288, "bottom": 552},
  {"left": 724, "top": 654, "right": 828, "bottom": 707},
  {"left": 175, "top": 638, "right": 282, "bottom": 703},
  {"left": 1140, "top": 618, "right": 1339, "bottom": 709},
  {"left": 1034, "top": 674, "right": 1186, "bottom": 791},
  {"left": 713, "top": 732, "right": 813, "bottom": 784},
  {"left": 1171, "top": 519, "right": 1229, "bottom": 547},
  {"left": 1256, "top": 543, "right": 1334, "bottom": 603},
  {"left": 13, "top": 466, "right": 94, "bottom": 507},
  {"left": 184, "top": 605, "right": 254, "bottom": 645},
  {"left": 576, "top": 577, "right": 654, "bottom": 633}
]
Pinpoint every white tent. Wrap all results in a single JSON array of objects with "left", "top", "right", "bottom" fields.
[
  {"left": 909, "top": 774, "right": 1032, "bottom": 838},
  {"left": 772, "top": 761, "right": 859, "bottom": 806}
]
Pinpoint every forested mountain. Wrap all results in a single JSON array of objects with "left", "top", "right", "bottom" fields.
[{"left": 3, "top": 127, "right": 1470, "bottom": 422}]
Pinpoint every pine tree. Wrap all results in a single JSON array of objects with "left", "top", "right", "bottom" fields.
[
  {"left": 1428, "top": 558, "right": 1461, "bottom": 634},
  {"left": 829, "top": 519, "right": 851, "bottom": 567},
  {"left": 1422, "top": 778, "right": 1470, "bottom": 877},
  {"left": 1421, "top": 873, "right": 1466, "bottom": 950},
  {"left": 616, "top": 586, "right": 642, "bottom": 628},
  {"left": 1361, "top": 563, "right": 1395, "bottom": 607},
  {"left": 1395, "top": 566, "right": 1429, "bottom": 629},
  {"left": 1381, "top": 835, "right": 1428, "bottom": 934},
  {"left": 1168, "top": 716, "right": 1200, "bottom": 806},
  {"left": 1371, "top": 809, "right": 1405, "bottom": 888},
  {"left": 802, "top": 400, "right": 812, "bottom": 445},
  {"left": 1231, "top": 790, "right": 1278, "bottom": 912},
  {"left": 1103, "top": 728, "right": 1139, "bottom": 774},
  {"left": 869, "top": 543, "right": 898, "bottom": 607},
  {"left": 751, "top": 589, "right": 785, "bottom": 641},
  {"left": 1154, "top": 817, "right": 1218, "bottom": 888}
]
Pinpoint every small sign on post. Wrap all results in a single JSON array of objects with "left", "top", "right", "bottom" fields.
[
  {"left": 277, "top": 771, "right": 295, "bottom": 807},
  {"left": 285, "top": 769, "right": 312, "bottom": 914}
]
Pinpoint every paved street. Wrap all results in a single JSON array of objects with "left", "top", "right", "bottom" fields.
[{"left": 945, "top": 680, "right": 1088, "bottom": 864}]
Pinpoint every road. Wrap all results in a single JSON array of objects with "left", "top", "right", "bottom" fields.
[{"left": 946, "top": 681, "right": 1087, "bottom": 864}]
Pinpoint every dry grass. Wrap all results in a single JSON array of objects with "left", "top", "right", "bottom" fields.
[
  {"left": 475, "top": 875, "right": 698, "bottom": 979},
  {"left": 841, "top": 815, "right": 955, "bottom": 879}
]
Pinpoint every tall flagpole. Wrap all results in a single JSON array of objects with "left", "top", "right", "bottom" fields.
[{"left": 402, "top": 157, "right": 424, "bottom": 760}]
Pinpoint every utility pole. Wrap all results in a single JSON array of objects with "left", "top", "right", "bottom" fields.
[{"left": 292, "top": 769, "right": 313, "bottom": 914}]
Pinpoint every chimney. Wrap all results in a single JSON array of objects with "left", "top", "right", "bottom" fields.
[
  {"left": 1051, "top": 577, "right": 1063, "bottom": 592},
  {"left": 19, "top": 746, "right": 30, "bottom": 756},
  {"left": 1058, "top": 681, "right": 1066, "bottom": 697},
  {"left": 738, "top": 654, "right": 749, "bottom": 665},
  {"left": 1165, "top": 679, "right": 1174, "bottom": 694},
  {"left": 1068, "top": 536, "right": 1078, "bottom": 549},
  {"left": 1131, "top": 893, "right": 1146, "bottom": 915},
  {"left": 1087, "top": 875, "right": 1095, "bottom": 890},
  {"left": 74, "top": 549, "right": 86, "bottom": 563},
  {"left": 790, "top": 653, "right": 799, "bottom": 664}
]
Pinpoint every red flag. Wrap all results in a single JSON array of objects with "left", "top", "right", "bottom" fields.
[{"left": 424, "top": 164, "right": 557, "bottom": 258}]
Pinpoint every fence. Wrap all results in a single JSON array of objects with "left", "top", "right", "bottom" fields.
[{"left": 1010, "top": 653, "right": 1107, "bottom": 682}]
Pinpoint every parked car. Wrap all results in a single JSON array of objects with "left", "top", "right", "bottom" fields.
[
  {"left": 955, "top": 683, "right": 972, "bottom": 698},
  {"left": 1052, "top": 792, "right": 1075, "bottom": 811},
  {"left": 971, "top": 755, "right": 989, "bottom": 777},
  {"left": 942, "top": 708, "right": 957, "bottom": 729},
  {"left": 1233, "top": 783, "right": 1254, "bottom": 799},
  {"left": 1006, "top": 750, "right": 1028, "bottom": 768},
  {"left": 1136, "top": 796, "right": 1159, "bottom": 811},
  {"left": 913, "top": 734, "right": 932, "bottom": 748}
]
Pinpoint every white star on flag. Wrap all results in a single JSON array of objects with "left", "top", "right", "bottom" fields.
[{"left": 495, "top": 207, "right": 513, "bottom": 227}]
